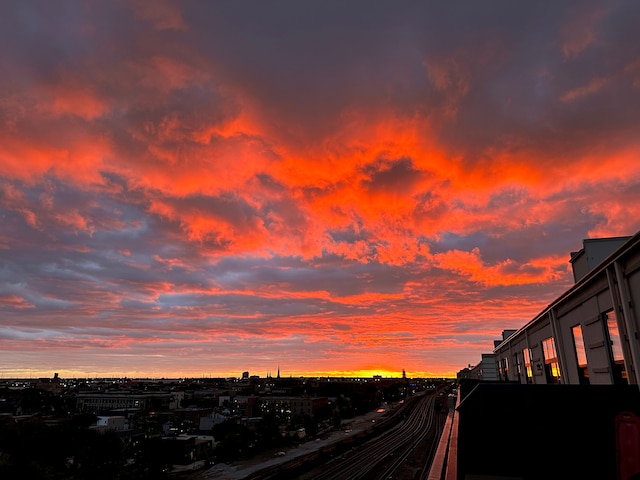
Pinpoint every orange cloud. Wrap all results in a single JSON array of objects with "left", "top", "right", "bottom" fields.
[
  {"left": 0, "top": 295, "right": 34, "bottom": 309},
  {"left": 433, "top": 248, "right": 568, "bottom": 286}
]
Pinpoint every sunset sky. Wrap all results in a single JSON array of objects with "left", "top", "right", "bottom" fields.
[{"left": 2, "top": 1, "right": 640, "bottom": 379}]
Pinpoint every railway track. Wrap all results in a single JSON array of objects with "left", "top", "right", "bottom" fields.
[
  {"left": 245, "top": 388, "right": 448, "bottom": 480},
  {"left": 311, "top": 393, "right": 439, "bottom": 480}
]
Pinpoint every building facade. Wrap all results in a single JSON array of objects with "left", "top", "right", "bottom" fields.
[
  {"left": 492, "top": 233, "right": 640, "bottom": 387},
  {"left": 457, "top": 353, "right": 498, "bottom": 382},
  {"left": 76, "top": 391, "right": 174, "bottom": 412}
]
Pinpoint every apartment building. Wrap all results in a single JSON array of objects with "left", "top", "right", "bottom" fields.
[{"left": 493, "top": 233, "right": 640, "bottom": 386}]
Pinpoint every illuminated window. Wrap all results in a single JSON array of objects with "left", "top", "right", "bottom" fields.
[
  {"left": 571, "top": 324, "right": 589, "bottom": 384},
  {"left": 542, "top": 337, "right": 561, "bottom": 384},
  {"left": 604, "top": 310, "right": 628, "bottom": 385},
  {"left": 523, "top": 348, "right": 533, "bottom": 383}
]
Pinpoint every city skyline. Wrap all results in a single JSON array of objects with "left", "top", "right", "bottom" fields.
[{"left": 2, "top": 1, "right": 640, "bottom": 379}]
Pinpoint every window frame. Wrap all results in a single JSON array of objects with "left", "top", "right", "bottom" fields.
[
  {"left": 571, "top": 324, "right": 589, "bottom": 385},
  {"left": 603, "top": 309, "right": 628, "bottom": 385},
  {"left": 541, "top": 337, "right": 561, "bottom": 384},
  {"left": 523, "top": 347, "right": 533, "bottom": 384}
]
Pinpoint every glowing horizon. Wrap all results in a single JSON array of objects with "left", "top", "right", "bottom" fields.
[
  {"left": 3, "top": 368, "right": 441, "bottom": 381},
  {"left": 2, "top": 1, "right": 640, "bottom": 380}
]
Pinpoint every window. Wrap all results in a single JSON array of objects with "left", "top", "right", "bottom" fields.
[
  {"left": 571, "top": 324, "right": 589, "bottom": 384},
  {"left": 500, "top": 357, "right": 509, "bottom": 381},
  {"left": 523, "top": 348, "right": 533, "bottom": 383},
  {"left": 514, "top": 352, "right": 523, "bottom": 382},
  {"left": 542, "top": 337, "right": 561, "bottom": 384},
  {"left": 604, "top": 310, "right": 628, "bottom": 385}
]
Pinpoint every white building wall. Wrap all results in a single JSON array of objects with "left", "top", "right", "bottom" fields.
[
  {"left": 480, "top": 354, "right": 498, "bottom": 381},
  {"left": 493, "top": 232, "right": 640, "bottom": 387}
]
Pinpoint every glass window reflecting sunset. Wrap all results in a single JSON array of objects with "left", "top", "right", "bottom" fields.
[{"left": 571, "top": 324, "right": 589, "bottom": 385}]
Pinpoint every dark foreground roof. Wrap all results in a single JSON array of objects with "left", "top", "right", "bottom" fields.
[{"left": 453, "top": 380, "right": 640, "bottom": 480}]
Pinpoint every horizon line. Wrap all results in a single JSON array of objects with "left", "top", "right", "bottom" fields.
[{"left": 3, "top": 375, "right": 455, "bottom": 381}]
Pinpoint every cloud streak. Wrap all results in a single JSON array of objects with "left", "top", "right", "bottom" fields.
[{"left": 1, "top": 0, "right": 640, "bottom": 378}]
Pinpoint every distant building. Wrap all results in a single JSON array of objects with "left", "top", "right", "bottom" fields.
[
  {"left": 36, "top": 373, "right": 61, "bottom": 393},
  {"left": 198, "top": 412, "right": 228, "bottom": 431},
  {"left": 92, "top": 415, "right": 127, "bottom": 432},
  {"left": 289, "top": 397, "right": 328, "bottom": 417},
  {"left": 76, "top": 391, "right": 173, "bottom": 412},
  {"left": 458, "top": 354, "right": 497, "bottom": 381},
  {"left": 230, "top": 395, "right": 329, "bottom": 419}
]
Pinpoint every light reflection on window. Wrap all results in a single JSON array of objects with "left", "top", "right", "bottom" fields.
[
  {"left": 514, "top": 352, "right": 522, "bottom": 382},
  {"left": 604, "top": 310, "right": 628, "bottom": 385},
  {"left": 542, "top": 337, "right": 561, "bottom": 384},
  {"left": 500, "top": 357, "right": 509, "bottom": 381},
  {"left": 571, "top": 324, "right": 589, "bottom": 384},
  {"left": 523, "top": 348, "right": 532, "bottom": 383}
]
